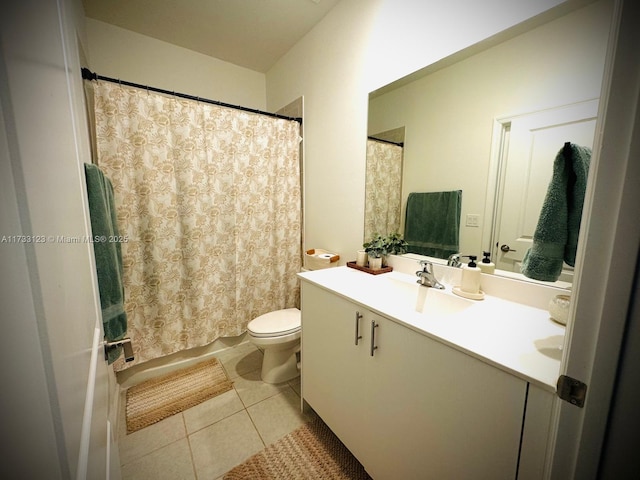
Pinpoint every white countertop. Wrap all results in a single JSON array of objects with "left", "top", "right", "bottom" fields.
[{"left": 299, "top": 266, "right": 565, "bottom": 392}]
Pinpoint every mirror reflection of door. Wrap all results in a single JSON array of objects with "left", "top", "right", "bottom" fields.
[{"left": 491, "top": 100, "right": 598, "bottom": 280}]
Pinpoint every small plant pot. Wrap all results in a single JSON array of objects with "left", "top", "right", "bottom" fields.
[{"left": 369, "top": 257, "right": 383, "bottom": 270}]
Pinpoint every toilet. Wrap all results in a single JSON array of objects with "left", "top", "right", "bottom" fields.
[
  {"left": 247, "top": 307, "right": 301, "bottom": 384},
  {"left": 248, "top": 250, "right": 338, "bottom": 384}
]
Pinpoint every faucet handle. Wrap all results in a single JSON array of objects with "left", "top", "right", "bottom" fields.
[
  {"left": 447, "top": 253, "right": 462, "bottom": 268},
  {"left": 419, "top": 260, "right": 433, "bottom": 271}
]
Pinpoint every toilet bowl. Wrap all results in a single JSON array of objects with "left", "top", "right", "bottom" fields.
[{"left": 247, "top": 307, "right": 301, "bottom": 384}]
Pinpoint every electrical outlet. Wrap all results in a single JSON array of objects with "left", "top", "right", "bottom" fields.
[{"left": 466, "top": 214, "right": 480, "bottom": 227}]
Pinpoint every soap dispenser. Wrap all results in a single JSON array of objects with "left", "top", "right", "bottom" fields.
[
  {"left": 461, "top": 256, "right": 481, "bottom": 294},
  {"left": 454, "top": 255, "right": 485, "bottom": 300},
  {"left": 478, "top": 251, "right": 496, "bottom": 274}
]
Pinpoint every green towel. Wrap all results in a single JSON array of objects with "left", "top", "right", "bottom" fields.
[
  {"left": 521, "top": 143, "right": 591, "bottom": 282},
  {"left": 404, "top": 190, "right": 462, "bottom": 259},
  {"left": 84, "top": 163, "right": 127, "bottom": 363}
]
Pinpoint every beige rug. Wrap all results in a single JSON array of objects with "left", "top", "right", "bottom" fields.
[
  {"left": 223, "top": 418, "right": 372, "bottom": 480},
  {"left": 125, "top": 358, "right": 233, "bottom": 434}
]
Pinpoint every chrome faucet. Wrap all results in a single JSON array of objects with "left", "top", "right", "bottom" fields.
[
  {"left": 447, "top": 253, "right": 462, "bottom": 268},
  {"left": 416, "top": 260, "right": 445, "bottom": 289}
]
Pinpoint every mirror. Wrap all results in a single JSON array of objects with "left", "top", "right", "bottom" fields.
[{"left": 365, "top": 0, "right": 612, "bottom": 285}]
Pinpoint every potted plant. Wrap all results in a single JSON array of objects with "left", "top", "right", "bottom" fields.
[
  {"left": 385, "top": 232, "right": 408, "bottom": 256},
  {"left": 363, "top": 234, "right": 387, "bottom": 270}
]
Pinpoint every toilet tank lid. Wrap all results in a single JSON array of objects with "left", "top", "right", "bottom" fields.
[{"left": 248, "top": 308, "right": 301, "bottom": 335}]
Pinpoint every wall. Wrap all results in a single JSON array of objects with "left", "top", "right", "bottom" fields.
[
  {"left": 84, "top": 18, "right": 267, "bottom": 110},
  {"left": 266, "top": 0, "right": 592, "bottom": 262},
  {"left": 368, "top": 0, "right": 611, "bottom": 255}
]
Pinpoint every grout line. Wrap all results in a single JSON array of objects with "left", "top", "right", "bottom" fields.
[
  {"left": 119, "top": 343, "right": 303, "bottom": 477},
  {"left": 183, "top": 413, "right": 199, "bottom": 480},
  {"left": 242, "top": 384, "right": 268, "bottom": 448}
]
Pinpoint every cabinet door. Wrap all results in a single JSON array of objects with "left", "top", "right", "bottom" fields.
[
  {"left": 365, "top": 313, "right": 527, "bottom": 480},
  {"left": 301, "top": 283, "right": 370, "bottom": 462},
  {"left": 518, "top": 384, "right": 555, "bottom": 479}
]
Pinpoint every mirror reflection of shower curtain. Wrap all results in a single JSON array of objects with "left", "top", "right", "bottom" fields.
[
  {"left": 364, "top": 139, "right": 403, "bottom": 241},
  {"left": 90, "top": 80, "right": 301, "bottom": 370}
]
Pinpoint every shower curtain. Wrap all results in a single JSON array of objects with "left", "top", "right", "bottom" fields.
[
  {"left": 91, "top": 80, "right": 301, "bottom": 370},
  {"left": 364, "top": 139, "right": 403, "bottom": 241}
]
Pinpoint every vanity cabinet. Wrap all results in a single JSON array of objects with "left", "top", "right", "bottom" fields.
[{"left": 301, "top": 281, "right": 528, "bottom": 479}]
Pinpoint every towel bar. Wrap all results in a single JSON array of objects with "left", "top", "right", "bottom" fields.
[{"left": 103, "top": 338, "right": 134, "bottom": 362}]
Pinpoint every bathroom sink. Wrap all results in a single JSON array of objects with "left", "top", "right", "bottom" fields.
[{"left": 381, "top": 275, "right": 473, "bottom": 317}]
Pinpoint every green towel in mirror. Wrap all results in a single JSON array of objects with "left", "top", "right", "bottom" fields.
[
  {"left": 404, "top": 190, "right": 462, "bottom": 259},
  {"left": 521, "top": 143, "right": 591, "bottom": 282}
]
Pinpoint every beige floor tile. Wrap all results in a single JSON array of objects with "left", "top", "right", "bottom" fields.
[
  {"left": 288, "top": 375, "right": 301, "bottom": 396},
  {"left": 233, "top": 368, "right": 289, "bottom": 407},
  {"left": 183, "top": 389, "right": 245, "bottom": 434},
  {"left": 121, "top": 438, "right": 195, "bottom": 480},
  {"left": 190, "top": 410, "right": 264, "bottom": 479},
  {"left": 118, "top": 412, "right": 186, "bottom": 466},
  {"left": 217, "top": 342, "right": 264, "bottom": 379},
  {"left": 247, "top": 387, "right": 310, "bottom": 446}
]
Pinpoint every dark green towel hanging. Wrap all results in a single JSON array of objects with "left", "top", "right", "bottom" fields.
[
  {"left": 84, "top": 163, "right": 127, "bottom": 363},
  {"left": 521, "top": 143, "right": 591, "bottom": 282},
  {"left": 404, "top": 190, "right": 462, "bottom": 259}
]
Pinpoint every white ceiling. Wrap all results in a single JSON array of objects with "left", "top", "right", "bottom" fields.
[{"left": 82, "top": 0, "right": 341, "bottom": 73}]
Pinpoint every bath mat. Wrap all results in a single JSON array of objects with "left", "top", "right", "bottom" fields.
[
  {"left": 223, "top": 418, "right": 372, "bottom": 480},
  {"left": 125, "top": 358, "right": 233, "bottom": 434}
]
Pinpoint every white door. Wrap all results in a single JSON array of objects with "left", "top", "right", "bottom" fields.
[
  {"left": 492, "top": 100, "right": 598, "bottom": 278},
  {"left": 1, "top": 0, "right": 120, "bottom": 478},
  {"left": 549, "top": 1, "right": 640, "bottom": 477}
]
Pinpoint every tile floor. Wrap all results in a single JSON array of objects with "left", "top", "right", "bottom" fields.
[{"left": 117, "top": 342, "right": 314, "bottom": 480}]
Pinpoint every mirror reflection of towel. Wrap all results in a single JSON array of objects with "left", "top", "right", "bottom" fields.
[
  {"left": 404, "top": 190, "right": 462, "bottom": 259},
  {"left": 521, "top": 143, "right": 591, "bottom": 282}
]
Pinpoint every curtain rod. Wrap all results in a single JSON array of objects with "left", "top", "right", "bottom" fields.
[
  {"left": 367, "top": 136, "right": 404, "bottom": 147},
  {"left": 81, "top": 68, "right": 302, "bottom": 124}
]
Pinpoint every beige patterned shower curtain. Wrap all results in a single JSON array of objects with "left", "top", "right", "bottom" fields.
[
  {"left": 364, "top": 139, "right": 403, "bottom": 242},
  {"left": 91, "top": 81, "right": 301, "bottom": 370}
]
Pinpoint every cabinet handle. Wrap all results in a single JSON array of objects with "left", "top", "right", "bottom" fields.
[
  {"left": 370, "top": 320, "right": 379, "bottom": 356},
  {"left": 355, "top": 311, "right": 363, "bottom": 345}
]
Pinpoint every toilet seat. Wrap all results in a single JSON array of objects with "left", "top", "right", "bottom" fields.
[{"left": 247, "top": 308, "right": 301, "bottom": 338}]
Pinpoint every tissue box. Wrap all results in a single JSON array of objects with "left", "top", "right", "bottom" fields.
[{"left": 304, "top": 248, "right": 340, "bottom": 270}]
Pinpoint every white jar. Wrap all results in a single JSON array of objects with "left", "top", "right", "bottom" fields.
[
  {"left": 356, "top": 250, "right": 368, "bottom": 267},
  {"left": 548, "top": 294, "right": 571, "bottom": 325}
]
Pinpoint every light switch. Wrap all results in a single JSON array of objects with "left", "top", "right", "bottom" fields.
[{"left": 466, "top": 214, "right": 480, "bottom": 227}]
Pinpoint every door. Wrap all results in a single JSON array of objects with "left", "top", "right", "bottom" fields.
[
  {"left": 1, "top": 0, "right": 120, "bottom": 478},
  {"left": 492, "top": 100, "right": 598, "bottom": 278},
  {"left": 549, "top": 1, "right": 640, "bottom": 477}
]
